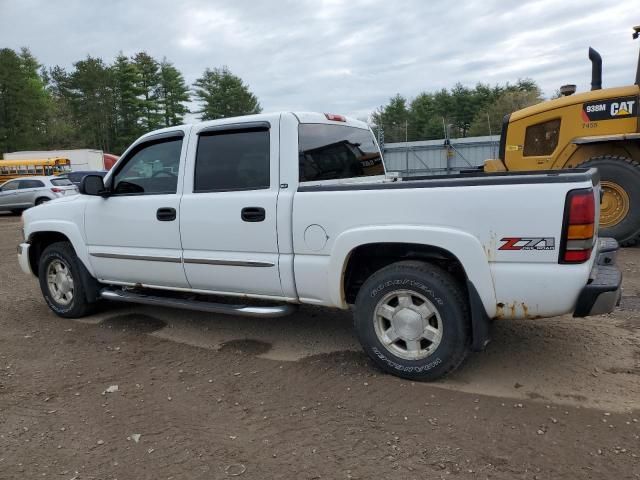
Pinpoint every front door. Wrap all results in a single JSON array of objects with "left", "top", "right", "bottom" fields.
[
  {"left": 0, "top": 180, "right": 20, "bottom": 209},
  {"left": 84, "top": 130, "right": 190, "bottom": 288},
  {"left": 179, "top": 119, "right": 283, "bottom": 298}
]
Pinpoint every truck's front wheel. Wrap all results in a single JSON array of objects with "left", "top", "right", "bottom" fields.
[
  {"left": 38, "top": 242, "right": 95, "bottom": 318},
  {"left": 354, "top": 261, "right": 470, "bottom": 381},
  {"left": 581, "top": 155, "right": 640, "bottom": 246}
]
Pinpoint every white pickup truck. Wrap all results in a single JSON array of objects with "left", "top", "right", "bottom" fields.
[{"left": 18, "top": 112, "right": 622, "bottom": 380}]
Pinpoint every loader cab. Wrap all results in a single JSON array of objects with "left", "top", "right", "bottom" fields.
[{"left": 500, "top": 84, "right": 640, "bottom": 172}]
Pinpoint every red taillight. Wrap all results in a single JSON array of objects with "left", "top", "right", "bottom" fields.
[
  {"left": 324, "top": 113, "right": 346, "bottom": 122},
  {"left": 560, "top": 188, "right": 595, "bottom": 264},
  {"left": 51, "top": 187, "right": 63, "bottom": 193},
  {"left": 567, "top": 191, "right": 595, "bottom": 224},
  {"left": 563, "top": 250, "right": 592, "bottom": 263}
]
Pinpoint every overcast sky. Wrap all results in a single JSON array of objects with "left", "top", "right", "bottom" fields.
[{"left": 1, "top": 0, "right": 638, "bottom": 120}]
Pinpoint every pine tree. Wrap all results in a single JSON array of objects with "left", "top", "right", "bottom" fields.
[
  {"left": 193, "top": 66, "right": 261, "bottom": 120},
  {"left": 55, "top": 56, "right": 115, "bottom": 151},
  {"left": 0, "top": 48, "right": 50, "bottom": 154},
  {"left": 112, "top": 53, "right": 144, "bottom": 152},
  {"left": 158, "top": 59, "right": 190, "bottom": 127},
  {"left": 132, "top": 52, "right": 162, "bottom": 130}
]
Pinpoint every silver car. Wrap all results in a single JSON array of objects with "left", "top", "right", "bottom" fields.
[{"left": 0, "top": 176, "right": 78, "bottom": 213}]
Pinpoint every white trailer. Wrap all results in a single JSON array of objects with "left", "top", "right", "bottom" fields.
[{"left": 3, "top": 149, "right": 105, "bottom": 172}]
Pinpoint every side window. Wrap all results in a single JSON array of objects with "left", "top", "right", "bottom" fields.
[
  {"left": 194, "top": 129, "right": 270, "bottom": 192},
  {"left": 1, "top": 181, "right": 19, "bottom": 191},
  {"left": 523, "top": 119, "right": 561, "bottom": 157},
  {"left": 19, "top": 180, "right": 45, "bottom": 189},
  {"left": 113, "top": 137, "right": 183, "bottom": 195}
]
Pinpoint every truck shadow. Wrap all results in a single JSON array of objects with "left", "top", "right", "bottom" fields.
[{"left": 87, "top": 301, "right": 639, "bottom": 411}]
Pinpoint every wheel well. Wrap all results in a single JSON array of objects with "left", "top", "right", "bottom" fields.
[
  {"left": 564, "top": 140, "right": 640, "bottom": 168},
  {"left": 28, "top": 231, "right": 71, "bottom": 277},
  {"left": 342, "top": 243, "right": 467, "bottom": 304}
]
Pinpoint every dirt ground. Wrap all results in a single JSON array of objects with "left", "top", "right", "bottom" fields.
[{"left": 0, "top": 213, "right": 638, "bottom": 480}]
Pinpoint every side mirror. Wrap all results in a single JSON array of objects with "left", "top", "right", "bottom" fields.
[{"left": 79, "top": 175, "right": 108, "bottom": 197}]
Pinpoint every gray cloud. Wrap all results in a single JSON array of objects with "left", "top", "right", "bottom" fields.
[{"left": 1, "top": 0, "right": 638, "bottom": 120}]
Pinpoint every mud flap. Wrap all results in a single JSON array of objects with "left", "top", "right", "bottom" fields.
[
  {"left": 467, "top": 280, "right": 491, "bottom": 352},
  {"left": 77, "top": 257, "right": 100, "bottom": 303}
]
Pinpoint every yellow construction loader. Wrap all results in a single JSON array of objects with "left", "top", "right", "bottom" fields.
[{"left": 485, "top": 26, "right": 640, "bottom": 246}]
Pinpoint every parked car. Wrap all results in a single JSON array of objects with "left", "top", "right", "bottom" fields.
[
  {"left": 63, "top": 170, "right": 107, "bottom": 186},
  {"left": 17, "top": 112, "right": 621, "bottom": 381},
  {"left": 0, "top": 176, "right": 78, "bottom": 213}
]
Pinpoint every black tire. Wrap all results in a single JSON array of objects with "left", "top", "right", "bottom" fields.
[
  {"left": 354, "top": 260, "right": 470, "bottom": 381},
  {"left": 35, "top": 197, "right": 50, "bottom": 206},
  {"left": 38, "top": 241, "right": 95, "bottom": 318},
  {"left": 580, "top": 155, "right": 640, "bottom": 247}
]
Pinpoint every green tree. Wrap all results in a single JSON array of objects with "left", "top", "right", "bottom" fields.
[
  {"left": 132, "top": 52, "right": 162, "bottom": 130},
  {"left": 42, "top": 66, "right": 81, "bottom": 148},
  {"left": 372, "top": 78, "right": 544, "bottom": 142},
  {"left": 409, "top": 92, "right": 443, "bottom": 140},
  {"left": 158, "top": 59, "right": 190, "bottom": 127},
  {"left": 111, "top": 53, "right": 144, "bottom": 152},
  {"left": 469, "top": 81, "right": 543, "bottom": 136},
  {"left": 0, "top": 47, "right": 50, "bottom": 154},
  {"left": 371, "top": 94, "right": 411, "bottom": 143},
  {"left": 193, "top": 66, "right": 262, "bottom": 120},
  {"left": 51, "top": 56, "right": 115, "bottom": 151}
]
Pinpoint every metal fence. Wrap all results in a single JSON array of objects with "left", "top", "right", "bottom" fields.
[{"left": 383, "top": 135, "right": 499, "bottom": 176}]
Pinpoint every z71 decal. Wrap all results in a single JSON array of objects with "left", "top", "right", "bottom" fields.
[
  {"left": 581, "top": 96, "right": 637, "bottom": 122},
  {"left": 499, "top": 237, "right": 555, "bottom": 251}
]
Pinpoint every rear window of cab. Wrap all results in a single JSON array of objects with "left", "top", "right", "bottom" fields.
[{"left": 298, "top": 124, "right": 384, "bottom": 182}]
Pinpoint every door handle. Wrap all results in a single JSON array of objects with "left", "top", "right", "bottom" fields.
[
  {"left": 156, "top": 207, "right": 176, "bottom": 221},
  {"left": 241, "top": 207, "right": 265, "bottom": 222}
]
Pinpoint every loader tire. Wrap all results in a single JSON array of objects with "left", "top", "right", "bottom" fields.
[{"left": 580, "top": 155, "right": 640, "bottom": 247}]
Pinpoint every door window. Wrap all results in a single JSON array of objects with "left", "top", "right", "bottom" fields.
[
  {"left": 194, "top": 129, "right": 270, "bottom": 192},
  {"left": 19, "top": 180, "right": 45, "bottom": 189},
  {"left": 112, "top": 137, "right": 183, "bottom": 195},
  {"left": 523, "top": 119, "right": 561, "bottom": 157},
  {"left": 0, "top": 181, "right": 19, "bottom": 192}
]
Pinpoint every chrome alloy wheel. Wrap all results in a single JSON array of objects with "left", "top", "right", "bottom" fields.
[
  {"left": 46, "top": 259, "right": 74, "bottom": 306},
  {"left": 373, "top": 289, "right": 443, "bottom": 360}
]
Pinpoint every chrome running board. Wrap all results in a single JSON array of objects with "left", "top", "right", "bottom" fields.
[{"left": 99, "top": 289, "right": 297, "bottom": 318}]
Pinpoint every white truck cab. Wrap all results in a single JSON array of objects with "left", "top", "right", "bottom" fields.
[{"left": 18, "top": 112, "right": 622, "bottom": 380}]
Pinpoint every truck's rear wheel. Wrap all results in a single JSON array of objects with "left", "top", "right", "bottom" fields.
[
  {"left": 581, "top": 155, "right": 640, "bottom": 247},
  {"left": 354, "top": 260, "right": 470, "bottom": 381},
  {"left": 38, "top": 241, "right": 95, "bottom": 318}
]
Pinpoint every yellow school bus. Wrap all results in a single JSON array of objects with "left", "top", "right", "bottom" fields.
[{"left": 0, "top": 158, "right": 72, "bottom": 182}]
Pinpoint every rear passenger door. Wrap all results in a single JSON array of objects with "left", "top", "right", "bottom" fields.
[
  {"left": 179, "top": 120, "right": 284, "bottom": 298},
  {"left": 17, "top": 179, "right": 46, "bottom": 207}
]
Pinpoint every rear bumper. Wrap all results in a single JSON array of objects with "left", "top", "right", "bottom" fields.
[
  {"left": 17, "top": 242, "right": 32, "bottom": 275},
  {"left": 573, "top": 238, "right": 622, "bottom": 317}
]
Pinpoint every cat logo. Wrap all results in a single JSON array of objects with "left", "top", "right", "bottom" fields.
[
  {"left": 611, "top": 100, "right": 635, "bottom": 116},
  {"left": 582, "top": 96, "right": 638, "bottom": 121}
]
